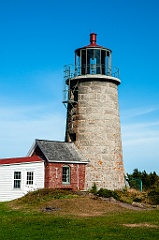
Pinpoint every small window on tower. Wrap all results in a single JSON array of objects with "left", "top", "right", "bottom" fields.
[
  {"left": 69, "top": 133, "right": 76, "bottom": 142},
  {"left": 74, "top": 88, "right": 78, "bottom": 102}
]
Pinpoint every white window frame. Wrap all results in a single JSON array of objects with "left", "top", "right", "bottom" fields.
[
  {"left": 14, "top": 171, "right": 21, "bottom": 189},
  {"left": 26, "top": 171, "right": 34, "bottom": 185},
  {"left": 62, "top": 165, "right": 70, "bottom": 184}
]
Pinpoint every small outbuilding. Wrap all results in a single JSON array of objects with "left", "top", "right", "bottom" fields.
[
  {"left": 0, "top": 139, "right": 89, "bottom": 201},
  {"left": 28, "top": 139, "right": 89, "bottom": 191}
]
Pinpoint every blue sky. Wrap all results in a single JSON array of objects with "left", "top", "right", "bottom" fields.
[{"left": 0, "top": 0, "right": 159, "bottom": 174}]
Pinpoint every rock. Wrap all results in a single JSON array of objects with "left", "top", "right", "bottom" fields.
[
  {"left": 99, "top": 197, "right": 117, "bottom": 202},
  {"left": 132, "top": 202, "right": 145, "bottom": 208},
  {"left": 42, "top": 206, "right": 61, "bottom": 212}
]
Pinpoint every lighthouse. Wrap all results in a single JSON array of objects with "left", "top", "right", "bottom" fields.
[{"left": 63, "top": 33, "right": 125, "bottom": 190}]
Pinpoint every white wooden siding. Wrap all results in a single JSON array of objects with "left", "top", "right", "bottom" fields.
[{"left": 0, "top": 161, "right": 44, "bottom": 202}]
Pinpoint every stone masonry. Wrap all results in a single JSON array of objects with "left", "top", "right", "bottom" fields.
[{"left": 66, "top": 76, "right": 125, "bottom": 190}]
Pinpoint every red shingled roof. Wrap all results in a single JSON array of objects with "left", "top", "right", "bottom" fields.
[{"left": 0, "top": 156, "right": 42, "bottom": 165}]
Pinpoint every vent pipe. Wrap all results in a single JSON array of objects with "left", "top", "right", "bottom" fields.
[{"left": 90, "top": 33, "right": 97, "bottom": 45}]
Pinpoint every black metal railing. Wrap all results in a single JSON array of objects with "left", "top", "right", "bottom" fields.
[
  {"left": 63, "top": 64, "right": 120, "bottom": 107},
  {"left": 64, "top": 64, "right": 120, "bottom": 80}
]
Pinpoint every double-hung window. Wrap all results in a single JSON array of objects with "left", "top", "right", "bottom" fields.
[
  {"left": 14, "top": 171, "right": 21, "bottom": 189},
  {"left": 62, "top": 165, "right": 70, "bottom": 184},
  {"left": 26, "top": 172, "right": 34, "bottom": 185}
]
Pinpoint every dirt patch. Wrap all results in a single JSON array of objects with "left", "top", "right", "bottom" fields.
[
  {"left": 38, "top": 196, "right": 143, "bottom": 217},
  {"left": 123, "top": 223, "right": 159, "bottom": 228}
]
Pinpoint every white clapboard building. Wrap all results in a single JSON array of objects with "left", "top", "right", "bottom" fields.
[{"left": 0, "top": 156, "right": 44, "bottom": 202}]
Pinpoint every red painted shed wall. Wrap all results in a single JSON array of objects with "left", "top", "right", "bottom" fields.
[{"left": 45, "top": 163, "right": 86, "bottom": 191}]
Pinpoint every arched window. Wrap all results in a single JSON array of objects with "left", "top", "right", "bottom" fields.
[{"left": 62, "top": 165, "right": 70, "bottom": 184}]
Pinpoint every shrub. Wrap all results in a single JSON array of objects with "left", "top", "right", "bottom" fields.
[
  {"left": 148, "top": 190, "right": 159, "bottom": 205},
  {"left": 90, "top": 183, "right": 97, "bottom": 194},
  {"left": 96, "top": 188, "right": 120, "bottom": 200},
  {"left": 133, "top": 197, "right": 142, "bottom": 203}
]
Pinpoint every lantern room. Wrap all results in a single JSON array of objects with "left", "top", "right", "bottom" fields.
[
  {"left": 75, "top": 33, "right": 112, "bottom": 76},
  {"left": 63, "top": 33, "right": 120, "bottom": 107}
]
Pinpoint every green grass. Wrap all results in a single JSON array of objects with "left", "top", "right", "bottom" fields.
[
  {"left": 0, "top": 202, "right": 159, "bottom": 240},
  {"left": 13, "top": 188, "right": 79, "bottom": 206}
]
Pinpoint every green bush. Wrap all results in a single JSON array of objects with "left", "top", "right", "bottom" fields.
[
  {"left": 148, "top": 190, "right": 159, "bottom": 205},
  {"left": 90, "top": 183, "right": 97, "bottom": 194},
  {"left": 96, "top": 188, "right": 120, "bottom": 200},
  {"left": 133, "top": 197, "right": 142, "bottom": 203}
]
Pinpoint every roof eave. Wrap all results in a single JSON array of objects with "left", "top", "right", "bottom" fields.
[
  {"left": 48, "top": 160, "right": 89, "bottom": 164},
  {"left": 27, "top": 140, "right": 37, "bottom": 156},
  {"left": 27, "top": 139, "right": 50, "bottom": 162},
  {"left": 0, "top": 160, "right": 44, "bottom": 166}
]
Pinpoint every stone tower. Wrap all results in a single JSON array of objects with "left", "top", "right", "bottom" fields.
[{"left": 63, "top": 33, "right": 125, "bottom": 190}]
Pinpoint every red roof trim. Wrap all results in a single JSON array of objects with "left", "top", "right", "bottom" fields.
[{"left": 0, "top": 156, "right": 43, "bottom": 165}]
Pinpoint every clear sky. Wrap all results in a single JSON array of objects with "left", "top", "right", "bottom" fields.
[{"left": 0, "top": 0, "right": 159, "bottom": 174}]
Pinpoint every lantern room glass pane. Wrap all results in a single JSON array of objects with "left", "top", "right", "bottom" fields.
[
  {"left": 81, "top": 49, "right": 86, "bottom": 75},
  {"left": 75, "top": 52, "right": 80, "bottom": 76},
  {"left": 106, "top": 51, "right": 112, "bottom": 76},
  {"left": 86, "top": 49, "right": 100, "bottom": 74},
  {"left": 101, "top": 50, "right": 106, "bottom": 74}
]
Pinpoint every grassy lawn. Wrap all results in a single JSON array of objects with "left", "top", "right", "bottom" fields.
[{"left": 0, "top": 201, "right": 159, "bottom": 240}]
